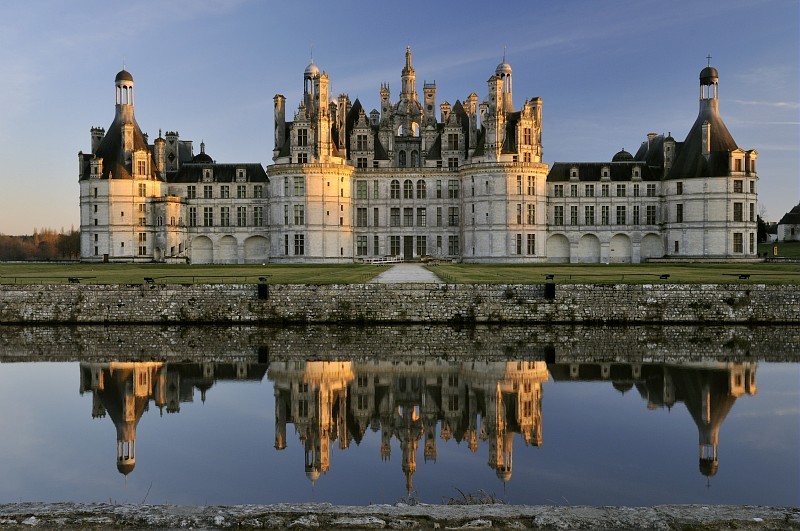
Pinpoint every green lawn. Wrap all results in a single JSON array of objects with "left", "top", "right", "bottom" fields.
[
  {"left": 759, "top": 240, "right": 800, "bottom": 258},
  {"left": 427, "top": 262, "right": 800, "bottom": 284},
  {"left": 0, "top": 263, "right": 387, "bottom": 285}
]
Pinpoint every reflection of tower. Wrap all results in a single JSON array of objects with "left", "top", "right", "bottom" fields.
[
  {"left": 79, "top": 362, "right": 165, "bottom": 476},
  {"left": 396, "top": 404, "right": 422, "bottom": 495}
]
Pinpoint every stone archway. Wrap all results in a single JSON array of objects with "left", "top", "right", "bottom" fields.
[
  {"left": 191, "top": 236, "right": 213, "bottom": 264},
  {"left": 546, "top": 234, "right": 570, "bottom": 263},
  {"left": 640, "top": 233, "right": 665, "bottom": 260},
  {"left": 243, "top": 236, "right": 269, "bottom": 264},
  {"left": 577, "top": 234, "right": 601, "bottom": 263},
  {"left": 609, "top": 234, "right": 632, "bottom": 263},
  {"left": 218, "top": 236, "right": 238, "bottom": 264}
]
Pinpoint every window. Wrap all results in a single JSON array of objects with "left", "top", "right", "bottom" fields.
[
  {"left": 554, "top": 205, "right": 564, "bottom": 225},
  {"left": 296, "top": 153, "right": 308, "bottom": 164},
  {"left": 527, "top": 234, "right": 536, "bottom": 255},
  {"left": 448, "top": 133, "right": 459, "bottom": 150},
  {"left": 356, "top": 134, "right": 367, "bottom": 151},
  {"left": 284, "top": 235, "right": 289, "bottom": 255},
  {"left": 284, "top": 204, "right": 290, "bottom": 225},
  {"left": 448, "top": 235, "right": 459, "bottom": 255},
  {"left": 601, "top": 205, "right": 609, "bottom": 225},
  {"left": 448, "top": 179, "right": 459, "bottom": 199},
  {"left": 633, "top": 184, "right": 640, "bottom": 197},
  {"left": 676, "top": 203, "right": 684, "bottom": 223},
  {"left": 437, "top": 235, "right": 442, "bottom": 251},
  {"left": 390, "top": 180, "right": 400, "bottom": 199},
  {"left": 373, "top": 180, "right": 379, "bottom": 199},
  {"left": 390, "top": 208, "right": 400, "bottom": 227},
  {"left": 203, "top": 185, "right": 212, "bottom": 199},
  {"left": 646, "top": 183, "right": 656, "bottom": 197},
  {"left": 448, "top": 157, "right": 459, "bottom": 170},
  {"left": 189, "top": 207, "right": 197, "bottom": 227},
  {"left": 416, "top": 236, "right": 427, "bottom": 257},
  {"left": 138, "top": 232, "right": 146, "bottom": 243},
  {"left": 356, "top": 208, "right": 367, "bottom": 227},
  {"left": 527, "top": 204, "right": 535, "bottom": 225},
  {"left": 749, "top": 233, "right": 755, "bottom": 254},
  {"left": 254, "top": 185, "right": 263, "bottom": 198},
  {"left": 404, "top": 208, "right": 413, "bottom": 227},
  {"left": 237, "top": 185, "right": 246, "bottom": 199},
  {"left": 523, "top": 152, "right": 531, "bottom": 163},
  {"left": 632, "top": 205, "right": 640, "bottom": 224},
  {"left": 294, "top": 234, "right": 305, "bottom": 255},
  {"left": 356, "top": 235, "right": 368, "bottom": 256},
  {"left": 294, "top": 204, "right": 305, "bottom": 225},
  {"left": 646, "top": 205, "right": 657, "bottom": 224},
  {"left": 515, "top": 234, "right": 522, "bottom": 255},
  {"left": 516, "top": 176, "right": 523, "bottom": 195},
  {"left": 220, "top": 186, "right": 230, "bottom": 199},
  {"left": 417, "top": 207, "right": 426, "bottom": 227},
  {"left": 399, "top": 150, "right": 406, "bottom": 167},
  {"left": 553, "top": 184, "right": 564, "bottom": 197},
  {"left": 416, "top": 179, "right": 426, "bottom": 199},
  {"left": 294, "top": 177, "right": 305, "bottom": 195},
  {"left": 236, "top": 168, "right": 246, "bottom": 182},
  {"left": 203, "top": 207, "right": 213, "bottom": 227},
  {"left": 527, "top": 176, "right": 535, "bottom": 195},
  {"left": 585, "top": 184, "right": 594, "bottom": 197},
  {"left": 601, "top": 184, "right": 609, "bottom": 197},
  {"left": 202, "top": 168, "right": 213, "bottom": 181},
  {"left": 733, "top": 232, "right": 743, "bottom": 253},
  {"left": 253, "top": 206, "right": 263, "bottom": 226},
  {"left": 237, "top": 207, "right": 246, "bottom": 227},
  {"left": 220, "top": 207, "right": 230, "bottom": 227},
  {"left": 616, "top": 184, "right": 626, "bottom": 197},
  {"left": 448, "top": 207, "right": 459, "bottom": 226},
  {"left": 297, "top": 128, "right": 308, "bottom": 147},
  {"left": 357, "top": 157, "right": 367, "bottom": 168},
  {"left": 749, "top": 180, "right": 755, "bottom": 194},
  {"left": 734, "top": 158, "right": 743, "bottom": 172},
  {"left": 516, "top": 204, "right": 523, "bottom": 224},
  {"left": 616, "top": 205, "right": 626, "bottom": 225},
  {"left": 436, "top": 207, "right": 442, "bottom": 227},
  {"left": 733, "top": 202, "right": 743, "bottom": 222},
  {"left": 733, "top": 179, "right": 743, "bottom": 193},
  {"left": 390, "top": 236, "right": 401, "bottom": 256},
  {"left": 284, "top": 178, "right": 290, "bottom": 196},
  {"left": 749, "top": 203, "right": 755, "bottom": 222},
  {"left": 373, "top": 235, "right": 379, "bottom": 255},
  {"left": 523, "top": 128, "right": 532, "bottom": 145},
  {"left": 570, "top": 184, "right": 578, "bottom": 197},
  {"left": 585, "top": 205, "right": 595, "bottom": 225},
  {"left": 356, "top": 180, "right": 367, "bottom": 199},
  {"left": 138, "top": 245, "right": 147, "bottom": 256},
  {"left": 570, "top": 205, "right": 578, "bottom": 225},
  {"left": 403, "top": 179, "right": 413, "bottom": 199},
  {"left": 373, "top": 207, "right": 379, "bottom": 227},
  {"left": 138, "top": 183, "right": 146, "bottom": 197},
  {"left": 436, "top": 180, "right": 442, "bottom": 199}
]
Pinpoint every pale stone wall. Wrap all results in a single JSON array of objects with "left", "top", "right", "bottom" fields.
[{"left": 1, "top": 283, "right": 798, "bottom": 324}]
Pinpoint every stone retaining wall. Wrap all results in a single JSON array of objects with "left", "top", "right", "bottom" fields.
[{"left": 0, "top": 283, "right": 798, "bottom": 324}]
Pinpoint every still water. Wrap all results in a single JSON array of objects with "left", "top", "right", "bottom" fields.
[{"left": 0, "top": 325, "right": 797, "bottom": 507}]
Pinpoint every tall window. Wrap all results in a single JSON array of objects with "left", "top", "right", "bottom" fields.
[
  {"left": 448, "top": 157, "right": 459, "bottom": 170},
  {"left": 203, "top": 207, "right": 213, "bottom": 227},
  {"left": 404, "top": 208, "right": 413, "bottom": 227},
  {"left": 416, "top": 179, "right": 426, "bottom": 199},
  {"left": 294, "top": 234, "right": 305, "bottom": 255},
  {"left": 237, "top": 207, "right": 246, "bottom": 226},
  {"left": 254, "top": 185, "right": 263, "bottom": 198},
  {"left": 733, "top": 232, "right": 743, "bottom": 253},
  {"left": 515, "top": 234, "right": 522, "bottom": 255},
  {"left": 448, "top": 179, "right": 459, "bottom": 199},
  {"left": 189, "top": 207, "right": 197, "bottom": 227},
  {"left": 553, "top": 206, "right": 564, "bottom": 225},
  {"left": 390, "top": 236, "right": 401, "bottom": 256},
  {"left": 516, "top": 176, "right": 523, "bottom": 195},
  {"left": 373, "top": 180, "right": 379, "bottom": 199},
  {"left": 356, "top": 180, "right": 367, "bottom": 199},
  {"left": 585, "top": 205, "right": 595, "bottom": 225},
  {"left": 356, "top": 208, "right": 367, "bottom": 227},
  {"left": 187, "top": 186, "right": 196, "bottom": 199},
  {"left": 616, "top": 205, "right": 626, "bottom": 225},
  {"left": 527, "top": 176, "right": 535, "bottom": 195},
  {"left": 403, "top": 180, "right": 413, "bottom": 199},
  {"left": 138, "top": 183, "right": 146, "bottom": 197},
  {"left": 237, "top": 185, "right": 246, "bottom": 199},
  {"left": 676, "top": 203, "right": 684, "bottom": 223},
  {"left": 399, "top": 150, "right": 407, "bottom": 167},
  {"left": 253, "top": 206, "right": 263, "bottom": 226},
  {"left": 516, "top": 204, "right": 523, "bottom": 224},
  {"left": 448, "top": 133, "right": 458, "bottom": 150},
  {"left": 585, "top": 184, "right": 594, "bottom": 197},
  {"left": 356, "top": 134, "right": 367, "bottom": 151},
  {"left": 527, "top": 204, "right": 535, "bottom": 225},
  {"left": 436, "top": 207, "right": 442, "bottom": 227},
  {"left": 601, "top": 205, "right": 609, "bottom": 225},
  {"left": 601, "top": 184, "right": 609, "bottom": 197},
  {"left": 436, "top": 180, "right": 442, "bottom": 199},
  {"left": 633, "top": 184, "right": 640, "bottom": 197},
  {"left": 570, "top": 184, "right": 578, "bottom": 197},
  {"left": 390, "top": 180, "right": 400, "bottom": 199},
  {"left": 294, "top": 177, "right": 305, "bottom": 195},
  {"left": 523, "top": 128, "right": 532, "bottom": 145},
  {"left": 646, "top": 205, "right": 657, "bottom": 224},
  {"left": 417, "top": 208, "right": 426, "bottom": 227},
  {"left": 676, "top": 182, "right": 684, "bottom": 195},
  {"left": 294, "top": 204, "right": 305, "bottom": 225},
  {"left": 220, "top": 186, "right": 229, "bottom": 199},
  {"left": 570, "top": 205, "right": 578, "bottom": 225},
  {"left": 749, "top": 203, "right": 755, "bottom": 222},
  {"left": 220, "top": 207, "right": 230, "bottom": 227},
  {"left": 553, "top": 184, "right": 564, "bottom": 197},
  {"left": 416, "top": 236, "right": 427, "bottom": 257},
  {"left": 733, "top": 202, "right": 743, "bottom": 222},
  {"left": 646, "top": 183, "right": 656, "bottom": 197},
  {"left": 356, "top": 235, "right": 368, "bottom": 256},
  {"left": 526, "top": 234, "right": 536, "bottom": 255},
  {"left": 632, "top": 205, "right": 640, "bottom": 224},
  {"left": 203, "top": 185, "right": 212, "bottom": 199},
  {"left": 297, "top": 128, "right": 308, "bottom": 147},
  {"left": 373, "top": 207, "right": 379, "bottom": 227},
  {"left": 616, "top": 184, "right": 626, "bottom": 197},
  {"left": 390, "top": 208, "right": 400, "bottom": 227},
  {"left": 448, "top": 207, "right": 459, "bottom": 226},
  {"left": 448, "top": 235, "right": 459, "bottom": 255}
]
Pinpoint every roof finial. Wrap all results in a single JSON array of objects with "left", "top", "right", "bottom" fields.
[
  {"left": 503, "top": 45, "right": 507, "bottom": 63},
  {"left": 310, "top": 45, "right": 314, "bottom": 64},
  {"left": 706, "top": 53, "right": 712, "bottom": 67},
  {"left": 123, "top": 57, "right": 126, "bottom": 71}
]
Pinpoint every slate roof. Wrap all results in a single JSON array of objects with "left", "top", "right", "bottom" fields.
[
  {"left": 666, "top": 101, "right": 738, "bottom": 180},
  {"left": 81, "top": 114, "right": 161, "bottom": 181},
  {"left": 501, "top": 111, "right": 520, "bottom": 154},
  {"left": 169, "top": 163, "right": 268, "bottom": 184},
  {"left": 778, "top": 204, "right": 800, "bottom": 225},
  {"left": 547, "top": 161, "right": 659, "bottom": 182}
]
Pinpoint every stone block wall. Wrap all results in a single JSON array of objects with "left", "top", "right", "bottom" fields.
[{"left": 0, "top": 283, "right": 798, "bottom": 324}]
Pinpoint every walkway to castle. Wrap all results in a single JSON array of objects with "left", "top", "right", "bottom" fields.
[{"left": 369, "top": 263, "right": 443, "bottom": 284}]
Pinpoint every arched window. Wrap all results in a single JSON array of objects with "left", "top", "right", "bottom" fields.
[
  {"left": 403, "top": 179, "right": 413, "bottom": 199},
  {"left": 399, "top": 150, "right": 407, "bottom": 167},
  {"left": 411, "top": 150, "right": 419, "bottom": 167},
  {"left": 416, "top": 179, "right": 426, "bottom": 199},
  {"left": 390, "top": 179, "right": 400, "bottom": 199}
]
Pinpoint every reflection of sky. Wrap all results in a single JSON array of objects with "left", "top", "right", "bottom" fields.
[{"left": 0, "top": 362, "right": 797, "bottom": 506}]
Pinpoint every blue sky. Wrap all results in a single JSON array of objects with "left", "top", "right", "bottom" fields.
[{"left": 0, "top": 0, "right": 797, "bottom": 235}]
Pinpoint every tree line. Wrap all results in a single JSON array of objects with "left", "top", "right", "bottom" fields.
[{"left": 0, "top": 228, "right": 80, "bottom": 261}]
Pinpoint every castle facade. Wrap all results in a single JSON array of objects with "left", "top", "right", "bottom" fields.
[{"left": 79, "top": 50, "right": 759, "bottom": 263}]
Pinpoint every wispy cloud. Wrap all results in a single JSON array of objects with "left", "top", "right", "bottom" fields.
[{"left": 735, "top": 99, "right": 800, "bottom": 109}]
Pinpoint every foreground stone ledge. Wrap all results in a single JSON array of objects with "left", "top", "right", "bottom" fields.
[{"left": 0, "top": 503, "right": 798, "bottom": 529}]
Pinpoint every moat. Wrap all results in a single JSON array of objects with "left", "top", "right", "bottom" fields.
[{"left": 0, "top": 325, "right": 797, "bottom": 508}]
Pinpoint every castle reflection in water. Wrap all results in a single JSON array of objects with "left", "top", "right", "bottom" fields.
[{"left": 79, "top": 358, "right": 756, "bottom": 492}]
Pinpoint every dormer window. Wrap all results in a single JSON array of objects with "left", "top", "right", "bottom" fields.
[
  {"left": 202, "top": 168, "right": 213, "bottom": 182},
  {"left": 570, "top": 167, "right": 578, "bottom": 179},
  {"left": 601, "top": 167, "right": 609, "bottom": 179},
  {"left": 632, "top": 166, "right": 641, "bottom": 179},
  {"left": 236, "top": 168, "right": 246, "bottom": 182}
]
